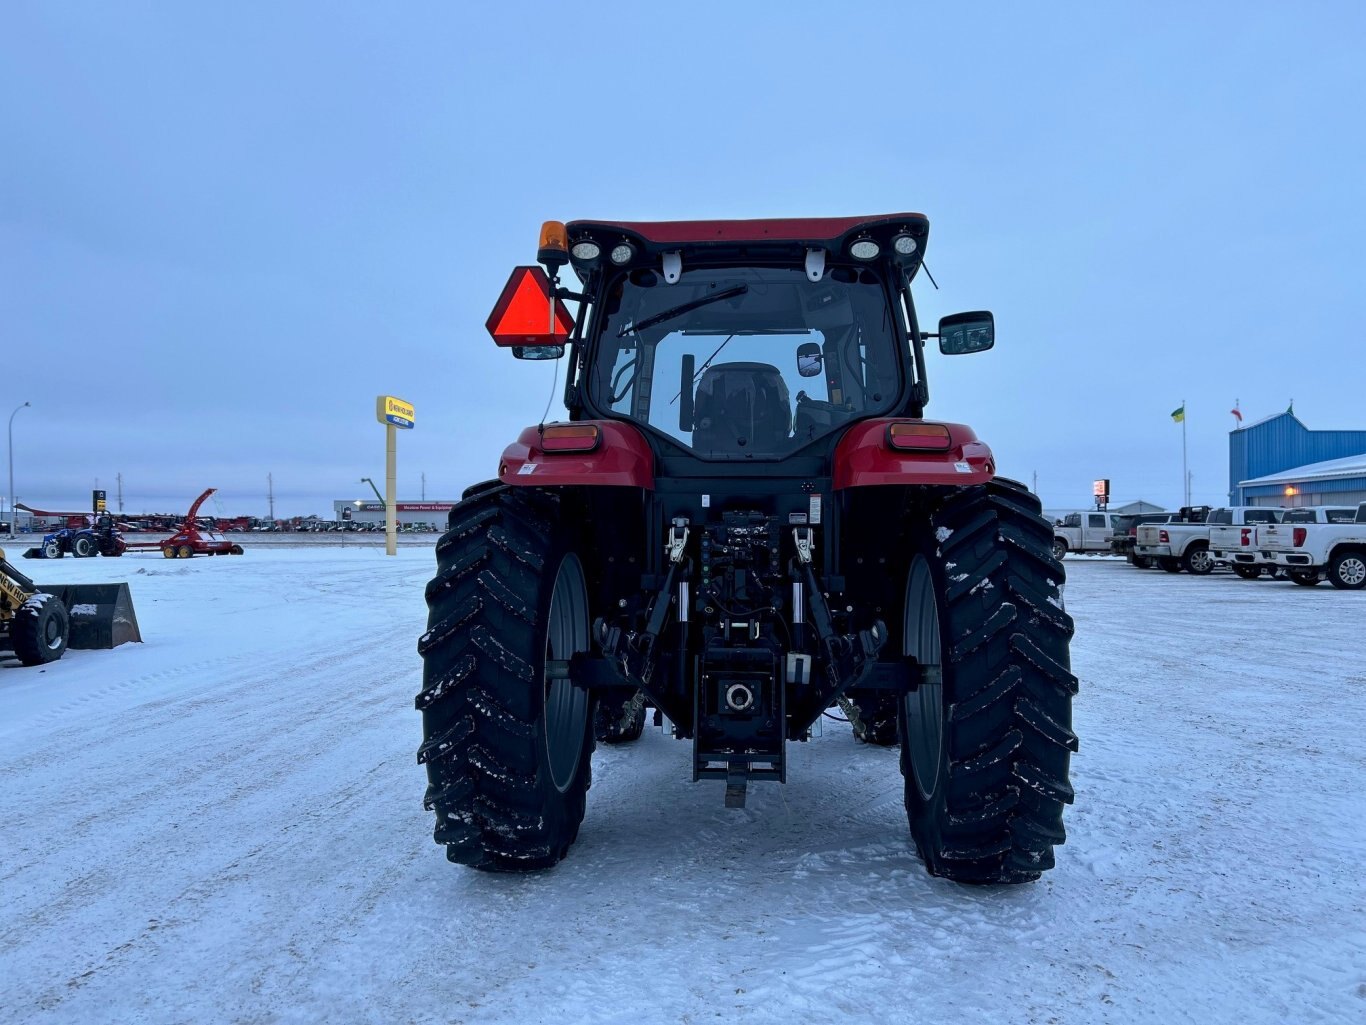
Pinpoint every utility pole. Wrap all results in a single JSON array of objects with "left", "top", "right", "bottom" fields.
[
  {"left": 267, "top": 472, "right": 275, "bottom": 522},
  {"left": 421, "top": 471, "right": 426, "bottom": 501},
  {"left": 116, "top": 473, "right": 124, "bottom": 513}
]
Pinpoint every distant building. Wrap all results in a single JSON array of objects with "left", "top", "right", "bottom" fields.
[
  {"left": 1230, "top": 412, "right": 1366, "bottom": 507},
  {"left": 332, "top": 500, "right": 455, "bottom": 527}
]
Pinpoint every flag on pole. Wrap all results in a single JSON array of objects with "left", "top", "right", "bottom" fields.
[
  {"left": 1230, "top": 403, "right": 1243, "bottom": 424},
  {"left": 1171, "top": 404, "right": 1185, "bottom": 423}
]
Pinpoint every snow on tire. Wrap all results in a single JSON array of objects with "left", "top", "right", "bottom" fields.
[
  {"left": 416, "top": 486, "right": 595, "bottom": 871},
  {"left": 899, "top": 477, "right": 1078, "bottom": 884}
]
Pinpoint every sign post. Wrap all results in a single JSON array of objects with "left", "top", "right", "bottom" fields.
[
  {"left": 1092, "top": 478, "right": 1110, "bottom": 511},
  {"left": 375, "top": 396, "right": 415, "bottom": 556}
]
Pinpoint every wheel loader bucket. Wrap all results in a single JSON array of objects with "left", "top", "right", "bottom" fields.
[{"left": 35, "top": 583, "right": 143, "bottom": 649}]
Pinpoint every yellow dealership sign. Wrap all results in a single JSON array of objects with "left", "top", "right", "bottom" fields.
[{"left": 376, "top": 395, "right": 415, "bottom": 429}]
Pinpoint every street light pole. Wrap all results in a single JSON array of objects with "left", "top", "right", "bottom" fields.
[{"left": 7, "top": 401, "right": 30, "bottom": 538}]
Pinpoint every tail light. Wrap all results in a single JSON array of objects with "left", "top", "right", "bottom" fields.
[
  {"left": 1129, "top": 528, "right": 1138, "bottom": 537},
  {"left": 540, "top": 424, "right": 600, "bottom": 453},
  {"left": 1159, "top": 530, "right": 1169, "bottom": 543},
  {"left": 886, "top": 421, "right": 953, "bottom": 451},
  {"left": 1293, "top": 527, "right": 1307, "bottom": 547},
  {"left": 1240, "top": 528, "right": 1251, "bottom": 547}
]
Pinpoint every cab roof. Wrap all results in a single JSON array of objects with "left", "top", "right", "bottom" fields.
[{"left": 566, "top": 213, "right": 927, "bottom": 246}]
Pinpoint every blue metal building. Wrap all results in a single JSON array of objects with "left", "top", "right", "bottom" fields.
[{"left": 1229, "top": 412, "right": 1366, "bottom": 505}]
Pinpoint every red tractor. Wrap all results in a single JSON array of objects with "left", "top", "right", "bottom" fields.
[{"left": 418, "top": 214, "right": 1076, "bottom": 883}]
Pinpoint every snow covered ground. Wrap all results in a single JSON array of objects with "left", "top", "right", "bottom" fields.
[{"left": 1, "top": 546, "right": 1363, "bottom": 1024}]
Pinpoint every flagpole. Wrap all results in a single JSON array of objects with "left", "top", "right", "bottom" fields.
[{"left": 1181, "top": 398, "right": 1189, "bottom": 506}]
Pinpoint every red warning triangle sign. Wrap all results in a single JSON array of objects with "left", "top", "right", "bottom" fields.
[{"left": 486, "top": 266, "right": 575, "bottom": 347}]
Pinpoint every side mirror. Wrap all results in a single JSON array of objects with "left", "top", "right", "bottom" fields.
[
  {"left": 796, "top": 341, "right": 823, "bottom": 378},
  {"left": 679, "top": 354, "right": 695, "bottom": 431},
  {"left": 511, "top": 345, "right": 565, "bottom": 361},
  {"left": 937, "top": 311, "right": 994, "bottom": 355}
]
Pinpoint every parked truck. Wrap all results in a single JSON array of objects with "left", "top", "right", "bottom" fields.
[
  {"left": 1052, "top": 510, "right": 1131, "bottom": 560},
  {"left": 1135, "top": 506, "right": 1281, "bottom": 574},
  {"left": 1252, "top": 503, "right": 1366, "bottom": 588},
  {"left": 1108, "top": 512, "right": 1174, "bottom": 567},
  {"left": 1210, "top": 506, "right": 1357, "bottom": 579}
]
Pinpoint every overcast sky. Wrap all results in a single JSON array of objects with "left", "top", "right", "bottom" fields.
[{"left": 3, "top": 3, "right": 1364, "bottom": 518}]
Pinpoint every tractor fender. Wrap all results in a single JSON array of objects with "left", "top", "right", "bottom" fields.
[
  {"left": 498, "top": 420, "right": 655, "bottom": 490},
  {"left": 831, "top": 419, "right": 995, "bottom": 489}
]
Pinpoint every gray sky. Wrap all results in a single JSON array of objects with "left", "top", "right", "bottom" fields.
[{"left": 3, "top": 3, "right": 1363, "bottom": 518}]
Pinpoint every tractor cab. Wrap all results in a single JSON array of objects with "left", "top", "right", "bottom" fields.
[{"left": 486, "top": 215, "right": 995, "bottom": 475}]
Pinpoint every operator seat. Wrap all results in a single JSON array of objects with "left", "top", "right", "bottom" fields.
[{"left": 691, "top": 362, "right": 792, "bottom": 453}]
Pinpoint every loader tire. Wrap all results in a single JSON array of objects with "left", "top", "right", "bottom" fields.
[
  {"left": 11, "top": 594, "right": 69, "bottom": 666},
  {"left": 416, "top": 487, "right": 594, "bottom": 871},
  {"left": 594, "top": 692, "right": 646, "bottom": 744},
  {"left": 43, "top": 540, "right": 63, "bottom": 560},
  {"left": 899, "top": 477, "right": 1077, "bottom": 884},
  {"left": 838, "top": 694, "right": 900, "bottom": 746}
]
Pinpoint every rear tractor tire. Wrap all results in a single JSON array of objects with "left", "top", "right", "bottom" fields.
[
  {"left": 899, "top": 478, "right": 1077, "bottom": 884},
  {"left": 72, "top": 535, "right": 96, "bottom": 558},
  {"left": 11, "top": 594, "right": 70, "bottom": 666},
  {"left": 594, "top": 692, "right": 647, "bottom": 744},
  {"left": 838, "top": 694, "right": 900, "bottom": 746},
  {"left": 416, "top": 487, "right": 595, "bottom": 871}
]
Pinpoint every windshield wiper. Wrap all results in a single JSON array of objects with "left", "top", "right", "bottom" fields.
[{"left": 617, "top": 284, "right": 749, "bottom": 337}]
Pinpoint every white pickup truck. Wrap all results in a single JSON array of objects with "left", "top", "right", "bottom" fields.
[
  {"left": 1211, "top": 506, "right": 1358, "bottom": 579},
  {"left": 1052, "top": 511, "right": 1129, "bottom": 559},
  {"left": 1255, "top": 503, "right": 1366, "bottom": 588},
  {"left": 1136, "top": 506, "right": 1285, "bottom": 575}
]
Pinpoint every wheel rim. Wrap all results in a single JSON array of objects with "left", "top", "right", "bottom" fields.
[
  {"left": 1190, "top": 550, "right": 1213, "bottom": 573},
  {"left": 1052, "top": 540, "right": 1066, "bottom": 560},
  {"left": 902, "top": 555, "right": 943, "bottom": 801},
  {"left": 43, "top": 614, "right": 62, "bottom": 649},
  {"left": 44, "top": 543, "right": 59, "bottom": 558},
  {"left": 544, "top": 553, "right": 590, "bottom": 793},
  {"left": 1338, "top": 556, "right": 1366, "bottom": 587}
]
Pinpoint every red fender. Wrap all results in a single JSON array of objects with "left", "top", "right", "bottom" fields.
[
  {"left": 498, "top": 421, "right": 655, "bottom": 490},
  {"left": 832, "top": 419, "right": 996, "bottom": 489}
]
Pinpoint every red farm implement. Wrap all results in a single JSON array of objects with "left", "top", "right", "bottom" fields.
[{"left": 121, "top": 489, "right": 246, "bottom": 559}]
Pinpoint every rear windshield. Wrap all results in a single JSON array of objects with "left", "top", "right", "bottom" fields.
[{"left": 589, "top": 265, "right": 902, "bottom": 458}]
